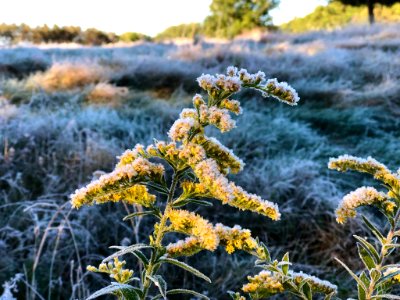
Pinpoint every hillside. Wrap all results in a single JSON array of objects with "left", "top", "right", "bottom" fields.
[{"left": 282, "top": 2, "right": 400, "bottom": 32}]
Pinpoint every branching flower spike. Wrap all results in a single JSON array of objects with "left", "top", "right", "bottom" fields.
[{"left": 70, "top": 67, "right": 332, "bottom": 300}]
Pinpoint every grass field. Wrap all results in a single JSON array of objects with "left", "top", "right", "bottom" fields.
[{"left": 1, "top": 23, "right": 400, "bottom": 299}]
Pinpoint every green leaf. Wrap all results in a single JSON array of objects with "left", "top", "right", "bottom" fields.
[
  {"left": 131, "top": 249, "right": 149, "bottom": 267},
  {"left": 360, "top": 271, "right": 371, "bottom": 286},
  {"left": 302, "top": 282, "right": 312, "bottom": 300},
  {"left": 357, "top": 244, "right": 376, "bottom": 270},
  {"left": 146, "top": 182, "right": 169, "bottom": 195},
  {"left": 160, "top": 257, "right": 211, "bottom": 283},
  {"left": 147, "top": 275, "right": 167, "bottom": 299},
  {"left": 121, "top": 287, "right": 142, "bottom": 300},
  {"left": 172, "top": 198, "right": 213, "bottom": 208},
  {"left": 190, "top": 199, "right": 213, "bottom": 207},
  {"left": 370, "top": 268, "right": 381, "bottom": 282},
  {"left": 281, "top": 252, "right": 290, "bottom": 275},
  {"left": 261, "top": 242, "right": 271, "bottom": 262},
  {"left": 103, "top": 244, "right": 153, "bottom": 263},
  {"left": 354, "top": 235, "right": 380, "bottom": 263},
  {"left": 123, "top": 210, "right": 160, "bottom": 221},
  {"left": 86, "top": 284, "right": 139, "bottom": 300},
  {"left": 166, "top": 289, "right": 210, "bottom": 299},
  {"left": 335, "top": 257, "right": 367, "bottom": 292},
  {"left": 371, "top": 295, "right": 400, "bottom": 299},
  {"left": 362, "top": 216, "right": 385, "bottom": 243}
]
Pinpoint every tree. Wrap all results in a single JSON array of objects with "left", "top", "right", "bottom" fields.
[
  {"left": 333, "top": 0, "right": 399, "bottom": 24},
  {"left": 203, "top": 0, "right": 279, "bottom": 39}
]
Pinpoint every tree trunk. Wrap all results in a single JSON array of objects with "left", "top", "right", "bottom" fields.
[{"left": 367, "top": 0, "right": 375, "bottom": 24}]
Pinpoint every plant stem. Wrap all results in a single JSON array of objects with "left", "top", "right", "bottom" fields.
[
  {"left": 141, "top": 172, "right": 179, "bottom": 299},
  {"left": 366, "top": 206, "right": 400, "bottom": 299}
]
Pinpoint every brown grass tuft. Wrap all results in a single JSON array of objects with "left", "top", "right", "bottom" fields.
[
  {"left": 27, "top": 62, "right": 108, "bottom": 91},
  {"left": 86, "top": 82, "right": 129, "bottom": 105}
]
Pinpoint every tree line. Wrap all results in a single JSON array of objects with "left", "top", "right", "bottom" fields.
[
  {"left": 1, "top": 0, "right": 399, "bottom": 45},
  {"left": 0, "top": 23, "right": 150, "bottom": 45}
]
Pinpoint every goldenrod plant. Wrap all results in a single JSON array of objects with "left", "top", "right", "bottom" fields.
[
  {"left": 71, "top": 66, "right": 334, "bottom": 300},
  {"left": 328, "top": 155, "right": 400, "bottom": 300},
  {"left": 232, "top": 250, "right": 337, "bottom": 300}
]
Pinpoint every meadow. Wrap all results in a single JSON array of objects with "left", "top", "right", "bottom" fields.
[{"left": 1, "top": 23, "right": 400, "bottom": 299}]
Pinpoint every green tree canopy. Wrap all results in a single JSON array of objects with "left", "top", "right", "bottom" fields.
[
  {"left": 155, "top": 23, "right": 202, "bottom": 40},
  {"left": 203, "top": 0, "right": 279, "bottom": 39},
  {"left": 333, "top": 0, "right": 400, "bottom": 23}
]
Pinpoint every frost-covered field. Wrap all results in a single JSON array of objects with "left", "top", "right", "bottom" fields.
[{"left": 1, "top": 24, "right": 400, "bottom": 299}]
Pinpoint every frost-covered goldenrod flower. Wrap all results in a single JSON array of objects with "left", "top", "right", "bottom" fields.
[
  {"left": 242, "top": 270, "right": 284, "bottom": 297},
  {"left": 383, "top": 267, "right": 400, "bottom": 283},
  {"left": 193, "top": 135, "right": 244, "bottom": 174},
  {"left": 87, "top": 257, "right": 134, "bottom": 284},
  {"left": 70, "top": 157, "right": 163, "bottom": 208},
  {"left": 215, "top": 74, "right": 241, "bottom": 93},
  {"left": 231, "top": 184, "right": 281, "bottom": 220},
  {"left": 290, "top": 271, "right": 337, "bottom": 294},
  {"left": 168, "top": 117, "right": 196, "bottom": 141},
  {"left": 220, "top": 98, "right": 242, "bottom": 115},
  {"left": 197, "top": 69, "right": 243, "bottom": 100},
  {"left": 194, "top": 158, "right": 234, "bottom": 204},
  {"left": 194, "top": 159, "right": 280, "bottom": 220},
  {"left": 166, "top": 236, "right": 203, "bottom": 257},
  {"left": 226, "top": 66, "right": 238, "bottom": 77},
  {"left": 197, "top": 74, "right": 216, "bottom": 91},
  {"left": 192, "top": 94, "right": 205, "bottom": 108},
  {"left": 178, "top": 142, "right": 206, "bottom": 166},
  {"left": 263, "top": 78, "right": 300, "bottom": 106},
  {"left": 208, "top": 107, "right": 236, "bottom": 132},
  {"left": 95, "top": 185, "right": 156, "bottom": 207},
  {"left": 116, "top": 144, "right": 146, "bottom": 168},
  {"left": 167, "top": 209, "right": 219, "bottom": 251},
  {"left": 215, "top": 223, "right": 258, "bottom": 254},
  {"left": 328, "top": 155, "right": 400, "bottom": 192},
  {"left": 335, "top": 186, "right": 390, "bottom": 224},
  {"left": 179, "top": 108, "right": 197, "bottom": 120}
]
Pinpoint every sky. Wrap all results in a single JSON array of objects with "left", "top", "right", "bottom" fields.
[{"left": 0, "top": 0, "right": 328, "bottom": 36}]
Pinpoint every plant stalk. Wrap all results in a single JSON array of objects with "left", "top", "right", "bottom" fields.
[{"left": 141, "top": 172, "right": 179, "bottom": 299}]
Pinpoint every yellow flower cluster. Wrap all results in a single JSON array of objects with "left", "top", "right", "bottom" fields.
[
  {"left": 383, "top": 267, "right": 400, "bottom": 283},
  {"left": 197, "top": 70, "right": 241, "bottom": 100},
  {"left": 94, "top": 185, "right": 156, "bottom": 208},
  {"left": 179, "top": 103, "right": 237, "bottom": 135},
  {"left": 231, "top": 185, "right": 281, "bottom": 221},
  {"left": 193, "top": 135, "right": 244, "bottom": 174},
  {"left": 194, "top": 158, "right": 235, "bottom": 204},
  {"left": 70, "top": 157, "right": 163, "bottom": 208},
  {"left": 208, "top": 107, "right": 236, "bottom": 132},
  {"left": 262, "top": 78, "right": 300, "bottom": 106},
  {"left": 335, "top": 186, "right": 393, "bottom": 224},
  {"left": 192, "top": 94, "right": 205, "bottom": 108},
  {"left": 214, "top": 223, "right": 258, "bottom": 254},
  {"left": 166, "top": 209, "right": 219, "bottom": 251},
  {"left": 178, "top": 142, "right": 207, "bottom": 166},
  {"left": 237, "top": 68, "right": 265, "bottom": 85},
  {"left": 147, "top": 141, "right": 206, "bottom": 170},
  {"left": 328, "top": 155, "right": 400, "bottom": 192},
  {"left": 220, "top": 98, "right": 242, "bottom": 115},
  {"left": 166, "top": 236, "right": 202, "bottom": 257},
  {"left": 168, "top": 117, "right": 197, "bottom": 142},
  {"left": 242, "top": 270, "right": 284, "bottom": 297},
  {"left": 291, "top": 271, "right": 337, "bottom": 295},
  {"left": 87, "top": 257, "right": 134, "bottom": 284},
  {"left": 193, "top": 158, "right": 280, "bottom": 220},
  {"left": 178, "top": 181, "right": 212, "bottom": 200},
  {"left": 116, "top": 143, "right": 146, "bottom": 168}
]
